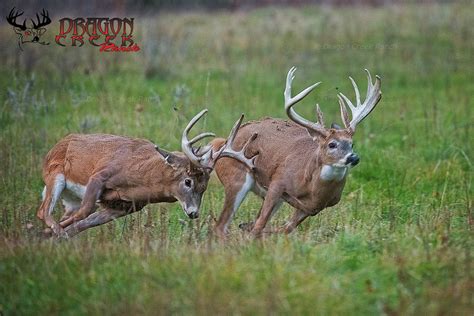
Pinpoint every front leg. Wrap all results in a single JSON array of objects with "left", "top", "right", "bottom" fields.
[
  {"left": 278, "top": 209, "right": 310, "bottom": 234},
  {"left": 63, "top": 208, "right": 128, "bottom": 238},
  {"left": 250, "top": 183, "right": 284, "bottom": 238},
  {"left": 72, "top": 172, "right": 108, "bottom": 221},
  {"left": 240, "top": 208, "right": 308, "bottom": 235}
]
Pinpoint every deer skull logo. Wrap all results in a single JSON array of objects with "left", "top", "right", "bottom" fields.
[{"left": 6, "top": 7, "right": 51, "bottom": 51}]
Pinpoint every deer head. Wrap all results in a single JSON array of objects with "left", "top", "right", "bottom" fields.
[
  {"left": 284, "top": 67, "right": 382, "bottom": 172},
  {"left": 6, "top": 8, "right": 51, "bottom": 50},
  {"left": 156, "top": 110, "right": 256, "bottom": 218}
]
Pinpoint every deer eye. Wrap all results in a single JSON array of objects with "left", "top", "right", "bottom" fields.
[
  {"left": 328, "top": 142, "right": 337, "bottom": 149},
  {"left": 184, "top": 178, "right": 192, "bottom": 188}
]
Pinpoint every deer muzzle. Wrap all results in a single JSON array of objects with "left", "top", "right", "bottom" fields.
[
  {"left": 346, "top": 153, "right": 360, "bottom": 166},
  {"left": 186, "top": 208, "right": 199, "bottom": 219},
  {"left": 178, "top": 200, "right": 200, "bottom": 219}
]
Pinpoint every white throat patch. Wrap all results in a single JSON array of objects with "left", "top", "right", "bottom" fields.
[{"left": 320, "top": 165, "right": 347, "bottom": 181}]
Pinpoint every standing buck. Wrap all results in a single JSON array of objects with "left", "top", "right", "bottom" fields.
[
  {"left": 37, "top": 110, "right": 255, "bottom": 238},
  {"left": 211, "top": 67, "right": 382, "bottom": 238}
]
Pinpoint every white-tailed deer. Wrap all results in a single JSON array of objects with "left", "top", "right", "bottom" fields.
[
  {"left": 37, "top": 110, "right": 256, "bottom": 238},
  {"left": 211, "top": 67, "right": 382, "bottom": 238}
]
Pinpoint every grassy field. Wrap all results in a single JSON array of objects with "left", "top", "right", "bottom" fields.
[{"left": 0, "top": 3, "right": 473, "bottom": 315}]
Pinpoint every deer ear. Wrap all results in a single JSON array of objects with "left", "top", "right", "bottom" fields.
[
  {"left": 331, "top": 123, "right": 342, "bottom": 130},
  {"left": 14, "top": 27, "right": 23, "bottom": 34},
  {"left": 38, "top": 28, "right": 46, "bottom": 36},
  {"left": 156, "top": 146, "right": 179, "bottom": 166},
  {"left": 305, "top": 128, "right": 329, "bottom": 141}
]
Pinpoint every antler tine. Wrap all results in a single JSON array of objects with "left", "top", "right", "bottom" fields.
[
  {"left": 10, "top": 7, "right": 24, "bottom": 18},
  {"left": 43, "top": 9, "right": 51, "bottom": 23},
  {"left": 217, "top": 114, "right": 258, "bottom": 171},
  {"left": 225, "top": 132, "right": 258, "bottom": 170},
  {"left": 182, "top": 111, "right": 258, "bottom": 170},
  {"left": 315, "top": 104, "right": 325, "bottom": 127},
  {"left": 7, "top": 7, "right": 26, "bottom": 30},
  {"left": 189, "top": 132, "right": 215, "bottom": 146},
  {"left": 337, "top": 69, "right": 382, "bottom": 133},
  {"left": 182, "top": 109, "right": 214, "bottom": 168},
  {"left": 225, "top": 113, "right": 243, "bottom": 146},
  {"left": 32, "top": 13, "right": 39, "bottom": 28},
  {"left": 348, "top": 76, "right": 360, "bottom": 109},
  {"left": 337, "top": 95, "right": 351, "bottom": 129},
  {"left": 31, "top": 8, "right": 51, "bottom": 29},
  {"left": 284, "top": 67, "right": 327, "bottom": 135}
]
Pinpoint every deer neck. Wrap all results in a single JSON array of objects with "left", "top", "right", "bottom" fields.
[
  {"left": 319, "top": 164, "right": 348, "bottom": 182},
  {"left": 293, "top": 157, "right": 348, "bottom": 213},
  {"left": 115, "top": 155, "right": 177, "bottom": 202},
  {"left": 303, "top": 155, "right": 348, "bottom": 184}
]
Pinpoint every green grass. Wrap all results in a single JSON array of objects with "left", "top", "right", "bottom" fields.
[{"left": 0, "top": 3, "right": 473, "bottom": 315}]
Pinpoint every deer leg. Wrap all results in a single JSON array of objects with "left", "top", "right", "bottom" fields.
[
  {"left": 58, "top": 190, "right": 87, "bottom": 228},
  {"left": 39, "top": 174, "right": 66, "bottom": 237},
  {"left": 239, "top": 199, "right": 283, "bottom": 233},
  {"left": 215, "top": 172, "right": 254, "bottom": 238},
  {"left": 37, "top": 186, "right": 47, "bottom": 220},
  {"left": 278, "top": 209, "right": 310, "bottom": 234},
  {"left": 59, "top": 204, "right": 98, "bottom": 228},
  {"left": 64, "top": 208, "right": 128, "bottom": 238},
  {"left": 250, "top": 184, "right": 284, "bottom": 238},
  {"left": 59, "top": 197, "right": 81, "bottom": 222},
  {"left": 70, "top": 172, "right": 108, "bottom": 222}
]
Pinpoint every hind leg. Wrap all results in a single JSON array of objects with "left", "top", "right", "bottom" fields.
[
  {"left": 42, "top": 189, "right": 82, "bottom": 236},
  {"left": 37, "top": 186, "right": 47, "bottom": 220},
  {"left": 214, "top": 159, "right": 254, "bottom": 238},
  {"left": 38, "top": 173, "right": 66, "bottom": 237},
  {"left": 59, "top": 197, "right": 81, "bottom": 222},
  {"left": 59, "top": 171, "right": 107, "bottom": 229}
]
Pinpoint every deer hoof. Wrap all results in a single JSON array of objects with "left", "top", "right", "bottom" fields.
[
  {"left": 51, "top": 223, "right": 69, "bottom": 239},
  {"left": 238, "top": 221, "right": 254, "bottom": 232}
]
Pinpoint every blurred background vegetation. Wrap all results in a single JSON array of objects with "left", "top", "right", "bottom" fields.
[
  {"left": 0, "top": 1, "right": 472, "bottom": 315},
  {"left": 1, "top": 0, "right": 456, "bottom": 14}
]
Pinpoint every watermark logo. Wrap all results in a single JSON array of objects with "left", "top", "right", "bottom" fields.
[
  {"left": 55, "top": 17, "right": 140, "bottom": 52},
  {"left": 6, "top": 8, "right": 140, "bottom": 53},
  {"left": 6, "top": 7, "right": 51, "bottom": 51}
]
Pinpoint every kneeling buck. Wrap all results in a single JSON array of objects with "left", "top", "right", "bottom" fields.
[
  {"left": 37, "top": 110, "right": 256, "bottom": 238},
  {"left": 211, "top": 67, "right": 382, "bottom": 237}
]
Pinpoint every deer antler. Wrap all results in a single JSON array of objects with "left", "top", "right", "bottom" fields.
[
  {"left": 182, "top": 109, "right": 216, "bottom": 169},
  {"left": 337, "top": 69, "right": 382, "bottom": 134},
  {"left": 217, "top": 114, "right": 258, "bottom": 170},
  {"left": 31, "top": 9, "right": 51, "bottom": 29},
  {"left": 182, "top": 110, "right": 257, "bottom": 171},
  {"left": 284, "top": 67, "right": 328, "bottom": 137},
  {"left": 6, "top": 7, "right": 26, "bottom": 30}
]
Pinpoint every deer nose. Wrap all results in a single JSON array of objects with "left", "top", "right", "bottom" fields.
[
  {"left": 346, "top": 153, "right": 360, "bottom": 166},
  {"left": 187, "top": 211, "right": 199, "bottom": 219},
  {"left": 33, "top": 36, "right": 39, "bottom": 42}
]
